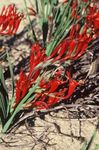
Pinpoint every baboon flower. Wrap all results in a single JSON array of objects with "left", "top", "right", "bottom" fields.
[
  {"left": 29, "top": 43, "right": 45, "bottom": 80},
  {"left": 16, "top": 71, "right": 31, "bottom": 104},
  {"left": 86, "top": 5, "right": 99, "bottom": 33},
  {"left": 31, "top": 71, "right": 80, "bottom": 109},
  {"left": 0, "top": 4, "right": 24, "bottom": 35},
  {"left": 15, "top": 43, "right": 45, "bottom": 104}
]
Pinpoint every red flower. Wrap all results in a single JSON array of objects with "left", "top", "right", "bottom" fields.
[
  {"left": 31, "top": 74, "right": 66, "bottom": 109},
  {"left": 29, "top": 43, "right": 45, "bottom": 80},
  {"left": 62, "top": 71, "right": 80, "bottom": 99},
  {"left": 32, "top": 100, "right": 48, "bottom": 110},
  {"left": 93, "top": 12, "right": 99, "bottom": 31},
  {"left": 0, "top": 4, "right": 24, "bottom": 35},
  {"left": 16, "top": 71, "right": 31, "bottom": 104},
  {"left": 31, "top": 70, "right": 80, "bottom": 109},
  {"left": 30, "top": 43, "right": 44, "bottom": 72},
  {"left": 82, "top": 0, "right": 88, "bottom": 2},
  {"left": 49, "top": 22, "right": 91, "bottom": 63},
  {"left": 86, "top": 5, "right": 99, "bottom": 33},
  {"left": 15, "top": 43, "right": 46, "bottom": 105}
]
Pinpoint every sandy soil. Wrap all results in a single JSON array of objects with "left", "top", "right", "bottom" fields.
[
  {"left": 0, "top": 0, "right": 25, "bottom": 8},
  {"left": 0, "top": 112, "right": 99, "bottom": 150}
]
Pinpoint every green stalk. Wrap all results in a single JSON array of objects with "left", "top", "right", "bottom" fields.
[
  {"left": 7, "top": 52, "right": 14, "bottom": 97},
  {"left": 46, "top": 18, "right": 72, "bottom": 56},
  {"left": 80, "top": 121, "right": 99, "bottom": 150},
  {"left": 46, "top": 0, "right": 73, "bottom": 56},
  {"left": 23, "top": 0, "right": 37, "bottom": 42},
  {"left": 2, "top": 76, "right": 41, "bottom": 133}
]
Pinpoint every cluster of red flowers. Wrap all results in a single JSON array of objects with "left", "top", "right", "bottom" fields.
[
  {"left": 0, "top": 4, "right": 24, "bottom": 35},
  {"left": 15, "top": 42, "right": 81, "bottom": 109},
  {"left": 15, "top": 34, "right": 90, "bottom": 109},
  {"left": 86, "top": 4, "right": 99, "bottom": 38},
  {"left": 31, "top": 71, "right": 80, "bottom": 109}
]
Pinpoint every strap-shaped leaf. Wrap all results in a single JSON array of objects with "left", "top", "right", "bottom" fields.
[
  {"left": 51, "top": 0, "right": 58, "bottom": 5},
  {"left": 2, "top": 75, "right": 42, "bottom": 133},
  {"left": 0, "top": 65, "right": 8, "bottom": 94},
  {"left": 0, "top": 84, "right": 8, "bottom": 126},
  {"left": 46, "top": 19, "right": 72, "bottom": 56},
  {"left": 46, "top": 0, "right": 73, "bottom": 56},
  {"left": 6, "top": 51, "right": 15, "bottom": 115},
  {"left": 23, "top": 0, "right": 37, "bottom": 42},
  {"left": 0, "top": 65, "right": 9, "bottom": 126},
  {"left": 0, "top": 92, "right": 7, "bottom": 120},
  {"left": 42, "top": 20, "right": 48, "bottom": 46},
  {"left": 6, "top": 52, "right": 14, "bottom": 99}
]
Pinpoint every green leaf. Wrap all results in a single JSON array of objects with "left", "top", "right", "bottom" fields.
[
  {"left": 80, "top": 121, "right": 99, "bottom": 150},
  {"left": 80, "top": 141, "right": 88, "bottom": 150},
  {"left": 6, "top": 52, "right": 14, "bottom": 99},
  {"left": 37, "top": 0, "right": 44, "bottom": 17},
  {"left": 51, "top": 0, "right": 58, "bottom": 5},
  {"left": 0, "top": 65, "right": 8, "bottom": 94},
  {"left": 6, "top": 51, "right": 15, "bottom": 115},
  {"left": 46, "top": 0, "right": 73, "bottom": 56},
  {"left": 42, "top": 20, "right": 48, "bottom": 46},
  {"left": 2, "top": 75, "right": 42, "bottom": 133},
  {"left": 23, "top": 0, "right": 37, "bottom": 42},
  {"left": 46, "top": 19, "right": 72, "bottom": 56},
  {"left": 93, "top": 144, "right": 99, "bottom": 150},
  {"left": 0, "top": 93, "right": 7, "bottom": 123},
  {"left": 0, "top": 66, "right": 9, "bottom": 126}
]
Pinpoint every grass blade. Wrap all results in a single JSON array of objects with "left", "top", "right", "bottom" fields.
[{"left": 80, "top": 121, "right": 99, "bottom": 150}]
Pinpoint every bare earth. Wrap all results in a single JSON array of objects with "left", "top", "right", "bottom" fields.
[{"left": 0, "top": 113, "right": 99, "bottom": 150}]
